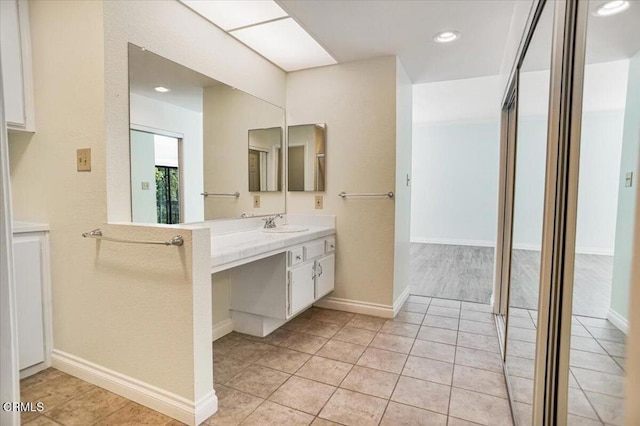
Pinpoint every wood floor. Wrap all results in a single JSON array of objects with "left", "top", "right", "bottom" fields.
[{"left": 410, "top": 243, "right": 613, "bottom": 318}]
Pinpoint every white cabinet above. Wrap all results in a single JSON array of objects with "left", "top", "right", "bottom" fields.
[{"left": 1, "top": 0, "right": 35, "bottom": 132}]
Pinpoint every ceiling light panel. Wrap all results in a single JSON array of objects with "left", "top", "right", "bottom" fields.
[
  {"left": 180, "top": 0, "right": 288, "bottom": 31},
  {"left": 230, "top": 18, "right": 336, "bottom": 72}
]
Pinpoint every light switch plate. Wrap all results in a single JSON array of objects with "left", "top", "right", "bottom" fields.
[
  {"left": 141, "top": 182, "right": 150, "bottom": 190},
  {"left": 253, "top": 195, "right": 260, "bottom": 208},
  {"left": 77, "top": 148, "right": 91, "bottom": 172},
  {"left": 625, "top": 172, "right": 633, "bottom": 188},
  {"left": 315, "top": 195, "right": 323, "bottom": 209}
]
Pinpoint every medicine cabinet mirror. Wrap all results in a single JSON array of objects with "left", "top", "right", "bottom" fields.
[
  {"left": 287, "top": 124, "right": 326, "bottom": 192},
  {"left": 127, "top": 43, "right": 285, "bottom": 223}
]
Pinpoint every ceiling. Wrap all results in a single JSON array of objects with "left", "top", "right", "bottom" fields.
[
  {"left": 277, "top": 0, "right": 520, "bottom": 83},
  {"left": 278, "top": 0, "right": 640, "bottom": 84},
  {"left": 128, "top": 44, "right": 221, "bottom": 112}
]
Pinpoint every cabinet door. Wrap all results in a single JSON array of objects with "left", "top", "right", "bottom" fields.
[
  {"left": 14, "top": 235, "right": 45, "bottom": 369},
  {"left": 288, "top": 262, "right": 315, "bottom": 317},
  {"left": 315, "top": 254, "right": 335, "bottom": 299}
]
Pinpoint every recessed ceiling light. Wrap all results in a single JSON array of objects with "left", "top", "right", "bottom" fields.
[
  {"left": 154, "top": 86, "right": 170, "bottom": 93},
  {"left": 434, "top": 31, "right": 461, "bottom": 43},
  {"left": 594, "top": 1, "right": 630, "bottom": 16}
]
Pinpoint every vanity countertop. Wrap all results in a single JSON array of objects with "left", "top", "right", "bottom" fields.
[
  {"left": 13, "top": 221, "right": 50, "bottom": 234},
  {"left": 211, "top": 225, "right": 335, "bottom": 272}
]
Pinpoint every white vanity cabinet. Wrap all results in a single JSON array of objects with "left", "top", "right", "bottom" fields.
[
  {"left": 229, "top": 234, "right": 335, "bottom": 336},
  {"left": 12, "top": 224, "right": 52, "bottom": 377},
  {"left": 1, "top": 0, "right": 35, "bottom": 131}
]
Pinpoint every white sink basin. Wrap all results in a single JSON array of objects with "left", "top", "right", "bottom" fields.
[{"left": 261, "top": 225, "right": 309, "bottom": 233}]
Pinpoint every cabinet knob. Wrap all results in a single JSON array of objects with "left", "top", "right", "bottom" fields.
[{"left": 296, "top": 255, "right": 302, "bottom": 260}]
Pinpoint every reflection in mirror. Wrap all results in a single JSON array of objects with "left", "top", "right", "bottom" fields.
[
  {"left": 287, "top": 124, "right": 326, "bottom": 192},
  {"left": 127, "top": 43, "right": 285, "bottom": 223},
  {"left": 248, "top": 127, "right": 282, "bottom": 192}
]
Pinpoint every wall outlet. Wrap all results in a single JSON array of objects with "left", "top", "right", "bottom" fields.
[
  {"left": 315, "top": 195, "right": 323, "bottom": 209},
  {"left": 253, "top": 195, "right": 260, "bottom": 208},
  {"left": 141, "top": 182, "right": 150, "bottom": 190},
  {"left": 77, "top": 148, "right": 91, "bottom": 172},
  {"left": 625, "top": 172, "right": 633, "bottom": 188}
]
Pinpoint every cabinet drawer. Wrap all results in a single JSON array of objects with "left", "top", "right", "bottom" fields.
[
  {"left": 325, "top": 238, "right": 336, "bottom": 253},
  {"left": 289, "top": 247, "right": 304, "bottom": 267},
  {"left": 304, "top": 241, "right": 325, "bottom": 261}
]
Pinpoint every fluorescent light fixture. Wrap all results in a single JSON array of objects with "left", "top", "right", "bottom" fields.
[
  {"left": 180, "top": 0, "right": 288, "bottom": 31},
  {"left": 433, "top": 31, "right": 461, "bottom": 43},
  {"left": 594, "top": 1, "right": 630, "bottom": 16},
  {"left": 154, "top": 86, "right": 170, "bottom": 93},
  {"left": 230, "top": 18, "right": 336, "bottom": 72}
]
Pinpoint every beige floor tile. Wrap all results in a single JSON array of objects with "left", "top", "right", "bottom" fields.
[
  {"left": 255, "top": 347, "right": 311, "bottom": 373},
  {"left": 22, "top": 417, "right": 63, "bottom": 426},
  {"left": 460, "top": 310, "right": 494, "bottom": 324},
  {"left": 410, "top": 339, "right": 456, "bottom": 363},
  {"left": 506, "top": 356, "right": 535, "bottom": 380},
  {"left": 567, "top": 414, "right": 604, "bottom": 426},
  {"left": 214, "top": 356, "right": 252, "bottom": 385},
  {"left": 459, "top": 320, "right": 496, "bottom": 336},
  {"left": 204, "top": 385, "right": 263, "bottom": 425},
  {"left": 340, "top": 366, "right": 399, "bottom": 399},
  {"left": 417, "top": 326, "right": 458, "bottom": 345},
  {"left": 508, "top": 327, "right": 537, "bottom": 343},
  {"left": 568, "top": 388, "right": 599, "bottom": 420},
  {"left": 20, "top": 374, "right": 95, "bottom": 413},
  {"left": 47, "top": 387, "right": 129, "bottom": 426},
  {"left": 299, "top": 320, "right": 343, "bottom": 338},
  {"left": 430, "top": 298, "right": 461, "bottom": 308},
  {"left": 587, "top": 327, "right": 626, "bottom": 344},
  {"left": 380, "top": 320, "right": 420, "bottom": 338},
  {"left": 19, "top": 368, "right": 66, "bottom": 392},
  {"left": 319, "top": 389, "right": 387, "bottom": 426},
  {"left": 572, "top": 367, "right": 625, "bottom": 398},
  {"left": 94, "top": 402, "right": 173, "bottom": 425},
  {"left": 457, "top": 332, "right": 499, "bottom": 353},
  {"left": 241, "top": 401, "right": 313, "bottom": 426},
  {"left": 506, "top": 339, "right": 536, "bottom": 359},
  {"left": 461, "top": 302, "right": 492, "bottom": 313},
  {"left": 453, "top": 365, "right": 507, "bottom": 398},
  {"left": 422, "top": 314, "right": 459, "bottom": 331},
  {"left": 447, "top": 417, "right": 485, "bottom": 426},
  {"left": 224, "top": 340, "right": 275, "bottom": 365},
  {"left": 311, "top": 418, "right": 341, "bottom": 425},
  {"left": 402, "top": 302, "right": 429, "bottom": 314},
  {"left": 455, "top": 346, "right": 503, "bottom": 373},
  {"left": 508, "top": 316, "right": 536, "bottom": 330},
  {"left": 381, "top": 401, "right": 447, "bottom": 426},
  {"left": 394, "top": 311, "right": 425, "bottom": 324},
  {"left": 408, "top": 295, "right": 432, "bottom": 304},
  {"left": 346, "top": 314, "right": 386, "bottom": 331},
  {"left": 242, "top": 328, "right": 293, "bottom": 346},
  {"left": 427, "top": 305, "right": 460, "bottom": 318},
  {"left": 278, "top": 332, "right": 329, "bottom": 354},
  {"left": 597, "top": 340, "right": 626, "bottom": 358},
  {"left": 448, "top": 387, "right": 512, "bottom": 426},
  {"left": 570, "top": 350, "right": 624, "bottom": 375},
  {"left": 295, "top": 356, "right": 353, "bottom": 386},
  {"left": 370, "top": 332, "right": 414, "bottom": 354},
  {"left": 402, "top": 356, "right": 453, "bottom": 385},
  {"left": 212, "top": 333, "right": 246, "bottom": 357},
  {"left": 508, "top": 376, "right": 534, "bottom": 404},
  {"left": 391, "top": 376, "right": 450, "bottom": 414},
  {"left": 332, "top": 327, "right": 377, "bottom": 346},
  {"left": 512, "top": 402, "right": 532, "bottom": 426},
  {"left": 585, "top": 392, "right": 623, "bottom": 425},
  {"left": 356, "top": 347, "right": 408, "bottom": 374},
  {"left": 269, "top": 376, "right": 336, "bottom": 416},
  {"left": 316, "top": 340, "right": 366, "bottom": 364},
  {"left": 312, "top": 309, "right": 355, "bottom": 326},
  {"left": 226, "top": 365, "right": 290, "bottom": 399}
]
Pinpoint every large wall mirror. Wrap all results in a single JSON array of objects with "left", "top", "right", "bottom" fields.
[
  {"left": 127, "top": 44, "right": 285, "bottom": 223},
  {"left": 287, "top": 124, "right": 326, "bottom": 192}
]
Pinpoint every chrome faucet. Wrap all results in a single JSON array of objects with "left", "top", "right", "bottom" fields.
[{"left": 262, "top": 214, "right": 282, "bottom": 229}]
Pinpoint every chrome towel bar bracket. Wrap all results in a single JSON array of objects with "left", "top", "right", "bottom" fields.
[
  {"left": 82, "top": 229, "right": 184, "bottom": 246},
  {"left": 201, "top": 192, "right": 240, "bottom": 198}
]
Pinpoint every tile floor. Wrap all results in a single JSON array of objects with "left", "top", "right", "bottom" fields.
[
  {"left": 505, "top": 308, "right": 627, "bottom": 426},
  {"left": 20, "top": 296, "right": 513, "bottom": 425}
]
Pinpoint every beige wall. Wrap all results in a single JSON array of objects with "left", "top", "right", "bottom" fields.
[
  {"left": 286, "top": 56, "right": 398, "bottom": 306},
  {"left": 203, "top": 84, "right": 285, "bottom": 219}
]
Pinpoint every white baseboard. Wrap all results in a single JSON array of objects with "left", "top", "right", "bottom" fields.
[
  {"left": 393, "top": 285, "right": 411, "bottom": 317},
  {"left": 212, "top": 318, "right": 234, "bottom": 341},
  {"left": 314, "top": 297, "right": 394, "bottom": 318},
  {"left": 411, "top": 237, "right": 495, "bottom": 248},
  {"left": 51, "top": 350, "right": 217, "bottom": 425},
  {"left": 607, "top": 309, "right": 629, "bottom": 335}
]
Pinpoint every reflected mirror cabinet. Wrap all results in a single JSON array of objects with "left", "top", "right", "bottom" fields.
[{"left": 127, "top": 43, "right": 327, "bottom": 224}]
